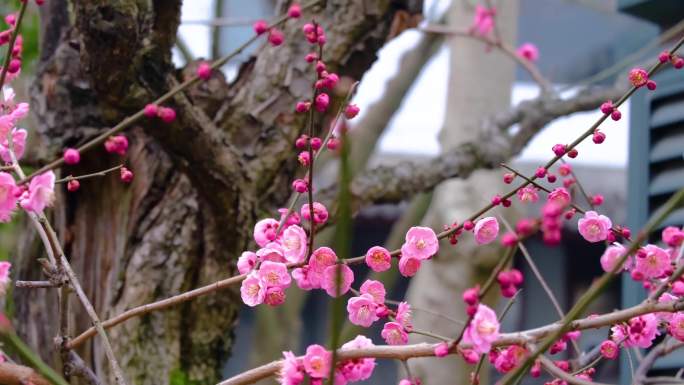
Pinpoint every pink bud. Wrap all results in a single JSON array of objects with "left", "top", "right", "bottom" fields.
[
  {"left": 0, "top": 31, "right": 10, "bottom": 46},
  {"left": 305, "top": 53, "right": 317, "bottom": 63},
  {"left": 67, "top": 179, "right": 80, "bottom": 192},
  {"left": 567, "top": 148, "right": 578, "bottom": 158},
  {"left": 621, "top": 227, "right": 631, "bottom": 239},
  {"left": 288, "top": 3, "right": 302, "bottom": 18},
  {"left": 315, "top": 60, "right": 326, "bottom": 73},
  {"left": 591, "top": 194, "right": 604, "bottom": 206},
  {"left": 298, "top": 151, "right": 310, "bottom": 166},
  {"left": 530, "top": 361, "right": 541, "bottom": 378},
  {"left": 157, "top": 107, "right": 176, "bottom": 123},
  {"left": 327, "top": 138, "right": 340, "bottom": 150},
  {"left": 310, "top": 137, "right": 322, "bottom": 151},
  {"left": 462, "top": 286, "right": 479, "bottom": 305},
  {"left": 611, "top": 110, "right": 622, "bottom": 121},
  {"left": 120, "top": 167, "right": 134, "bottom": 183},
  {"left": 295, "top": 101, "right": 311, "bottom": 113},
  {"left": 7, "top": 58, "right": 20, "bottom": 74},
  {"left": 466, "top": 304, "right": 478, "bottom": 316},
  {"left": 344, "top": 104, "right": 360, "bottom": 119},
  {"left": 292, "top": 179, "right": 308, "bottom": 193},
  {"left": 295, "top": 135, "right": 308, "bottom": 149},
  {"left": 253, "top": 20, "right": 269, "bottom": 35},
  {"left": 268, "top": 29, "right": 284, "bottom": 46},
  {"left": 510, "top": 269, "right": 523, "bottom": 285},
  {"left": 535, "top": 167, "right": 546, "bottom": 178},
  {"left": 318, "top": 34, "right": 326, "bottom": 46},
  {"left": 501, "top": 285, "right": 517, "bottom": 298},
  {"left": 600, "top": 101, "right": 614, "bottom": 114},
  {"left": 303, "top": 23, "right": 315, "bottom": 34},
  {"left": 144, "top": 103, "right": 158, "bottom": 118},
  {"left": 554, "top": 360, "right": 570, "bottom": 372},
  {"left": 463, "top": 220, "right": 474, "bottom": 231},
  {"left": 646, "top": 80, "right": 657, "bottom": 90},
  {"left": 197, "top": 62, "right": 212, "bottom": 80},
  {"left": 675, "top": 57, "right": 684, "bottom": 69},
  {"left": 491, "top": 194, "right": 502, "bottom": 206},
  {"left": 593, "top": 130, "right": 606, "bottom": 144},
  {"left": 434, "top": 342, "right": 449, "bottom": 358},
  {"left": 547, "top": 174, "right": 557, "bottom": 183},
  {"left": 497, "top": 271, "right": 512, "bottom": 287},
  {"left": 552, "top": 143, "right": 566, "bottom": 156},
  {"left": 672, "top": 281, "right": 684, "bottom": 295},
  {"left": 5, "top": 14, "right": 16, "bottom": 26},
  {"left": 502, "top": 198, "right": 512, "bottom": 208},
  {"left": 503, "top": 173, "right": 515, "bottom": 184},
  {"left": 314, "top": 93, "right": 329, "bottom": 112},
  {"left": 600, "top": 340, "right": 618, "bottom": 360},
  {"left": 659, "top": 50, "right": 671, "bottom": 63},
  {"left": 559, "top": 164, "right": 572, "bottom": 176},
  {"left": 63, "top": 148, "right": 81, "bottom": 165}
]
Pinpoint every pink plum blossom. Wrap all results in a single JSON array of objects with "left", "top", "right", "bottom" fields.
[
  {"left": 463, "top": 304, "right": 500, "bottom": 354},
  {"left": 548, "top": 187, "right": 571, "bottom": 208},
  {"left": 303, "top": 344, "right": 331, "bottom": 379},
  {"left": 265, "top": 287, "right": 286, "bottom": 306},
  {"left": 401, "top": 226, "right": 438, "bottom": 260},
  {"left": 474, "top": 217, "right": 499, "bottom": 245},
  {"left": 599, "top": 340, "right": 618, "bottom": 360},
  {"left": 338, "top": 335, "right": 376, "bottom": 382},
  {"left": 634, "top": 244, "right": 670, "bottom": 279},
  {"left": 0, "top": 128, "right": 26, "bottom": 162},
  {"left": 258, "top": 261, "right": 291, "bottom": 288},
  {"left": 20, "top": 171, "right": 55, "bottom": 213},
  {"left": 0, "top": 172, "right": 20, "bottom": 222},
  {"left": 237, "top": 251, "right": 258, "bottom": 274},
  {"left": 669, "top": 312, "right": 684, "bottom": 341},
  {"left": 398, "top": 255, "right": 421, "bottom": 277},
  {"left": 347, "top": 294, "right": 379, "bottom": 327},
  {"left": 434, "top": 342, "right": 449, "bottom": 358},
  {"left": 257, "top": 245, "right": 286, "bottom": 263},
  {"left": 279, "top": 351, "right": 305, "bottom": 385},
  {"left": 240, "top": 273, "right": 266, "bottom": 307},
  {"left": 662, "top": 226, "right": 684, "bottom": 247},
  {"left": 281, "top": 225, "right": 308, "bottom": 263},
  {"left": 0, "top": 261, "right": 10, "bottom": 295},
  {"left": 308, "top": 247, "right": 338, "bottom": 288},
  {"left": 600, "top": 243, "right": 629, "bottom": 273},
  {"left": 517, "top": 187, "right": 539, "bottom": 203},
  {"left": 517, "top": 43, "right": 539, "bottom": 62},
  {"left": 395, "top": 302, "right": 413, "bottom": 331},
  {"left": 381, "top": 322, "right": 408, "bottom": 345},
  {"left": 577, "top": 211, "right": 612, "bottom": 243},
  {"left": 359, "top": 280, "right": 386, "bottom": 304},
  {"left": 278, "top": 208, "right": 301, "bottom": 227},
  {"left": 470, "top": 5, "right": 495, "bottom": 37},
  {"left": 321, "top": 264, "right": 354, "bottom": 297},
  {"left": 493, "top": 345, "right": 527, "bottom": 373},
  {"left": 253, "top": 218, "right": 279, "bottom": 247},
  {"left": 365, "top": 246, "right": 391, "bottom": 272},
  {"left": 292, "top": 266, "right": 315, "bottom": 290},
  {"left": 301, "top": 202, "right": 329, "bottom": 225},
  {"left": 611, "top": 314, "right": 659, "bottom": 348}
]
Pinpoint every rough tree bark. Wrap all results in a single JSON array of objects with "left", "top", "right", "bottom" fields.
[{"left": 13, "top": 1, "right": 422, "bottom": 384}]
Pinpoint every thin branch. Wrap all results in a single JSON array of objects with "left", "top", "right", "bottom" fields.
[
  {"left": 15, "top": 280, "right": 57, "bottom": 288},
  {"left": 634, "top": 339, "right": 684, "bottom": 385},
  {"left": 0, "top": 362, "right": 53, "bottom": 385},
  {"left": 538, "top": 354, "right": 611, "bottom": 385},
  {"left": 561, "top": 159, "right": 596, "bottom": 210},
  {"left": 54, "top": 164, "right": 123, "bottom": 184}
]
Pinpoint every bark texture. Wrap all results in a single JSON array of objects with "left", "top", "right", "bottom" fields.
[{"left": 13, "top": 1, "right": 422, "bottom": 384}]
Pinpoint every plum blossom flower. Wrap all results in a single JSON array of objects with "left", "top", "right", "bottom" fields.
[
  {"left": 517, "top": 187, "right": 539, "bottom": 203},
  {"left": 281, "top": 225, "right": 308, "bottom": 263},
  {"left": 321, "top": 264, "right": 354, "bottom": 297},
  {"left": 20, "top": 171, "right": 55, "bottom": 213},
  {"left": 434, "top": 342, "right": 449, "bottom": 358},
  {"left": 258, "top": 261, "right": 291, "bottom": 288},
  {"left": 257, "top": 245, "right": 286, "bottom": 263},
  {"left": 359, "top": 280, "right": 386, "bottom": 304},
  {"left": 474, "top": 217, "right": 499, "bottom": 245},
  {"left": 662, "top": 226, "right": 684, "bottom": 247},
  {"left": 463, "top": 304, "right": 500, "bottom": 354},
  {"left": 470, "top": 5, "right": 495, "bottom": 37},
  {"left": 308, "top": 247, "right": 338, "bottom": 288},
  {"left": 493, "top": 345, "right": 527, "bottom": 373},
  {"left": 516, "top": 43, "right": 539, "bottom": 62},
  {"left": 381, "top": 322, "right": 408, "bottom": 345},
  {"left": 254, "top": 218, "right": 279, "bottom": 247},
  {"left": 265, "top": 286, "right": 286, "bottom": 306},
  {"left": 240, "top": 273, "right": 266, "bottom": 307},
  {"left": 303, "top": 344, "right": 331, "bottom": 379},
  {"left": 401, "top": 226, "right": 438, "bottom": 260},
  {"left": 365, "top": 246, "right": 391, "bottom": 272},
  {"left": 279, "top": 351, "right": 305, "bottom": 385},
  {"left": 578, "top": 211, "right": 612, "bottom": 243},
  {"left": 548, "top": 188, "right": 571, "bottom": 208},
  {"left": 600, "top": 243, "right": 630, "bottom": 273},
  {"left": 0, "top": 128, "right": 26, "bottom": 162},
  {"left": 338, "top": 336, "right": 376, "bottom": 382},
  {"left": 395, "top": 302, "right": 413, "bottom": 331},
  {"left": 292, "top": 266, "right": 315, "bottom": 290},
  {"left": 634, "top": 244, "right": 670, "bottom": 279},
  {"left": 237, "top": 251, "right": 258, "bottom": 274},
  {"left": 0, "top": 261, "right": 10, "bottom": 295},
  {"left": 347, "top": 294, "right": 379, "bottom": 327},
  {"left": 669, "top": 312, "right": 684, "bottom": 341},
  {"left": 599, "top": 340, "right": 618, "bottom": 360},
  {"left": 0, "top": 172, "right": 20, "bottom": 222},
  {"left": 301, "top": 202, "right": 329, "bottom": 225},
  {"left": 398, "top": 255, "right": 421, "bottom": 277},
  {"left": 611, "top": 314, "right": 659, "bottom": 348}
]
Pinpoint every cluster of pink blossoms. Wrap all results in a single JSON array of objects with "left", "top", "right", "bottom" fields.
[{"left": 279, "top": 335, "right": 376, "bottom": 385}]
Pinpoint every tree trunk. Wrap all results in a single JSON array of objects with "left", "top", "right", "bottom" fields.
[
  {"left": 404, "top": 1, "right": 519, "bottom": 384},
  {"left": 13, "top": 1, "right": 422, "bottom": 384}
]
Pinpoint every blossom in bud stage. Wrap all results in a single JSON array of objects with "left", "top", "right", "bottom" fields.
[
  {"left": 461, "top": 349, "right": 480, "bottom": 365},
  {"left": 530, "top": 360, "right": 541, "bottom": 377},
  {"left": 120, "top": 167, "right": 134, "bottom": 183},
  {"left": 67, "top": 179, "right": 80, "bottom": 192},
  {"left": 659, "top": 50, "right": 671, "bottom": 63},
  {"left": 463, "top": 220, "right": 474, "bottom": 231},
  {"left": 292, "top": 179, "right": 308, "bottom": 193},
  {"left": 197, "top": 62, "right": 212, "bottom": 80},
  {"left": 381, "top": 322, "right": 408, "bottom": 345},
  {"left": 268, "top": 29, "right": 284, "bottom": 46},
  {"left": 463, "top": 304, "right": 500, "bottom": 354},
  {"left": 295, "top": 101, "right": 311, "bottom": 114},
  {"left": 63, "top": 148, "right": 80, "bottom": 165},
  {"left": 253, "top": 20, "right": 269, "bottom": 35},
  {"left": 365, "top": 246, "right": 391, "bottom": 272},
  {"left": 600, "top": 243, "right": 629, "bottom": 273},
  {"left": 20, "top": 171, "right": 55, "bottom": 213},
  {"left": 288, "top": 3, "right": 302, "bottom": 18},
  {"left": 5, "top": 14, "right": 16, "bottom": 26},
  {"left": 503, "top": 173, "right": 515, "bottom": 184},
  {"left": 567, "top": 148, "right": 578, "bottom": 158},
  {"left": 398, "top": 255, "right": 421, "bottom": 277},
  {"left": 303, "top": 344, "right": 331, "bottom": 379},
  {"left": 295, "top": 135, "right": 308, "bottom": 149},
  {"left": 463, "top": 286, "right": 480, "bottom": 305},
  {"left": 305, "top": 53, "right": 317, "bottom": 63},
  {"left": 157, "top": 106, "right": 176, "bottom": 123},
  {"left": 546, "top": 173, "right": 557, "bottom": 183},
  {"left": 646, "top": 80, "right": 657, "bottom": 90},
  {"left": 611, "top": 110, "right": 622, "bottom": 121},
  {"left": 491, "top": 194, "right": 502, "bottom": 206},
  {"left": 628, "top": 68, "right": 648, "bottom": 87},
  {"left": 321, "top": 264, "right": 354, "bottom": 297},
  {"left": 104, "top": 135, "right": 129, "bottom": 155},
  {"left": 237, "top": 251, "right": 258, "bottom": 274},
  {"left": 662, "top": 226, "right": 684, "bottom": 247},
  {"left": 253, "top": 218, "right": 279, "bottom": 247},
  {"left": 434, "top": 342, "right": 449, "bottom": 358},
  {"left": 493, "top": 345, "right": 528, "bottom": 373},
  {"left": 673, "top": 57, "right": 683, "bottom": 69},
  {"left": 347, "top": 293, "right": 379, "bottom": 327},
  {"left": 516, "top": 43, "right": 539, "bottom": 62},
  {"left": 0, "top": 261, "right": 10, "bottom": 295},
  {"left": 401, "top": 226, "right": 438, "bottom": 260},
  {"left": 591, "top": 194, "right": 604, "bottom": 206},
  {"left": 552, "top": 143, "right": 566, "bottom": 156},
  {"left": 7, "top": 59, "right": 20, "bottom": 74},
  {"left": 0, "top": 172, "right": 20, "bottom": 222},
  {"left": 144, "top": 103, "right": 158, "bottom": 118},
  {"left": 310, "top": 137, "right": 322, "bottom": 150},
  {"left": 600, "top": 101, "right": 614, "bottom": 114},
  {"left": 578, "top": 211, "right": 612, "bottom": 243},
  {"left": 474, "top": 217, "right": 499, "bottom": 245},
  {"left": 323, "top": 73, "right": 339, "bottom": 89},
  {"left": 301, "top": 202, "right": 328, "bottom": 224},
  {"left": 470, "top": 5, "right": 495, "bottom": 37},
  {"left": 593, "top": 130, "right": 606, "bottom": 144},
  {"left": 535, "top": 167, "right": 546, "bottom": 178},
  {"left": 344, "top": 104, "right": 360, "bottom": 119},
  {"left": 297, "top": 151, "right": 310, "bottom": 166},
  {"left": 314, "top": 93, "right": 329, "bottom": 112},
  {"left": 669, "top": 312, "right": 684, "bottom": 341},
  {"left": 501, "top": 232, "right": 518, "bottom": 247},
  {"left": 240, "top": 273, "right": 266, "bottom": 306}
]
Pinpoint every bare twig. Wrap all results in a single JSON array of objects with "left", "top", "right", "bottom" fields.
[
  {"left": 15, "top": 280, "right": 57, "bottom": 288},
  {"left": 634, "top": 339, "right": 684, "bottom": 385},
  {"left": 54, "top": 164, "right": 123, "bottom": 184}
]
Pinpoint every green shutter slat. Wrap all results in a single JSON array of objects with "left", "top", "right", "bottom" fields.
[
  {"left": 650, "top": 98, "right": 684, "bottom": 129},
  {"left": 649, "top": 168, "right": 684, "bottom": 196},
  {"left": 650, "top": 131, "right": 684, "bottom": 162}
]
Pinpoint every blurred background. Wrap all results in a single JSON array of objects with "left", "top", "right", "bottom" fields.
[{"left": 4, "top": 0, "right": 684, "bottom": 384}]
